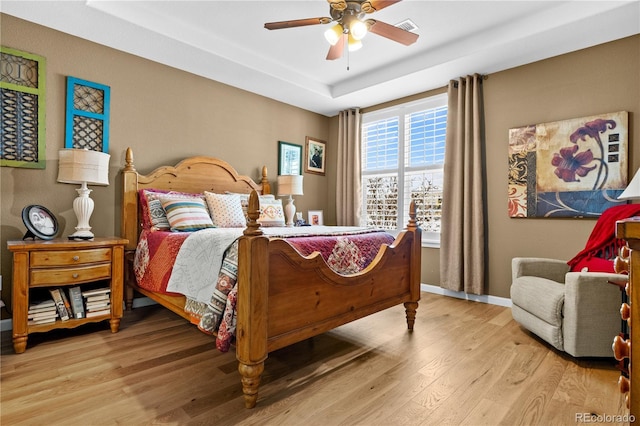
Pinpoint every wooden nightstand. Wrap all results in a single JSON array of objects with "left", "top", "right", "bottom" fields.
[{"left": 7, "top": 237, "right": 128, "bottom": 353}]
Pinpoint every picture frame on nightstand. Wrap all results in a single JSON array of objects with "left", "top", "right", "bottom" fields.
[{"left": 21, "top": 205, "right": 59, "bottom": 240}]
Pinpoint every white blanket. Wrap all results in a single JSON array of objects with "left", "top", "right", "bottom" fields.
[{"left": 166, "top": 225, "right": 375, "bottom": 303}]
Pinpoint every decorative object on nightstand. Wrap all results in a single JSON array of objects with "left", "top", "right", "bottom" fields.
[
  {"left": 21, "top": 204, "right": 59, "bottom": 240},
  {"left": 277, "top": 174, "right": 304, "bottom": 227},
  {"left": 57, "top": 148, "right": 110, "bottom": 240},
  {"left": 619, "top": 168, "right": 640, "bottom": 201}
]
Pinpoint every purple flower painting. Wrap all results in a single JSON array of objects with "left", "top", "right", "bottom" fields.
[{"left": 508, "top": 111, "right": 628, "bottom": 218}]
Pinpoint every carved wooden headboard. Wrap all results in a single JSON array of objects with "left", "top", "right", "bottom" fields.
[{"left": 120, "top": 147, "right": 270, "bottom": 251}]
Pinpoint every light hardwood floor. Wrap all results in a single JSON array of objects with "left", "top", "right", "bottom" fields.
[{"left": 1, "top": 293, "right": 628, "bottom": 425}]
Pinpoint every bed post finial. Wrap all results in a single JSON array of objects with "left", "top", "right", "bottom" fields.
[
  {"left": 123, "top": 147, "right": 136, "bottom": 172},
  {"left": 244, "top": 190, "right": 264, "bottom": 236},
  {"left": 261, "top": 166, "right": 271, "bottom": 195},
  {"left": 407, "top": 200, "right": 418, "bottom": 231}
]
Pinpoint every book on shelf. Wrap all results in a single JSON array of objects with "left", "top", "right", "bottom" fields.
[
  {"left": 28, "top": 316, "right": 57, "bottom": 325},
  {"left": 85, "top": 301, "right": 110, "bottom": 311},
  {"left": 49, "top": 289, "right": 70, "bottom": 321},
  {"left": 59, "top": 288, "right": 73, "bottom": 318},
  {"left": 81, "top": 287, "right": 110, "bottom": 298},
  {"left": 85, "top": 294, "right": 110, "bottom": 304},
  {"left": 86, "top": 308, "right": 110, "bottom": 318},
  {"left": 28, "top": 299, "right": 56, "bottom": 314},
  {"left": 28, "top": 309, "right": 58, "bottom": 319},
  {"left": 68, "top": 286, "right": 86, "bottom": 319}
]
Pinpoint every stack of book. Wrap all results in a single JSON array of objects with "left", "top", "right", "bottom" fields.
[
  {"left": 28, "top": 300, "right": 58, "bottom": 325},
  {"left": 82, "top": 287, "right": 111, "bottom": 318}
]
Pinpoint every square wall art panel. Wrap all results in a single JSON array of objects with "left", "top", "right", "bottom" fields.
[{"left": 508, "top": 111, "right": 628, "bottom": 218}]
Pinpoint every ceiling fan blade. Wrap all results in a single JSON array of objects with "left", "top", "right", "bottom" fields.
[
  {"left": 264, "top": 17, "right": 330, "bottom": 30},
  {"left": 367, "top": 19, "right": 419, "bottom": 45},
  {"left": 362, "top": 0, "right": 402, "bottom": 13},
  {"left": 326, "top": 34, "right": 345, "bottom": 60}
]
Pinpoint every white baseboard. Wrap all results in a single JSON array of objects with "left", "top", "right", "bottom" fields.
[
  {"left": 1, "top": 290, "right": 509, "bottom": 333},
  {"left": 421, "top": 283, "right": 512, "bottom": 307}
]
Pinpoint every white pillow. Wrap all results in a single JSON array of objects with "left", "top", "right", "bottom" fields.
[
  {"left": 258, "top": 198, "right": 286, "bottom": 227},
  {"left": 204, "top": 192, "right": 247, "bottom": 228}
]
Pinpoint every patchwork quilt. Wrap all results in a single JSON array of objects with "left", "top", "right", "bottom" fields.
[{"left": 134, "top": 227, "right": 395, "bottom": 352}]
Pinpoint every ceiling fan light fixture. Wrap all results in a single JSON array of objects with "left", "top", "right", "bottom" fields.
[
  {"left": 348, "top": 33, "right": 362, "bottom": 52},
  {"left": 350, "top": 19, "right": 367, "bottom": 40},
  {"left": 324, "top": 23, "right": 344, "bottom": 45}
]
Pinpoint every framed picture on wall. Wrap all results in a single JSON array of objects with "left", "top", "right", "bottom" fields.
[
  {"left": 278, "top": 141, "right": 302, "bottom": 175},
  {"left": 305, "top": 136, "right": 326, "bottom": 176}
]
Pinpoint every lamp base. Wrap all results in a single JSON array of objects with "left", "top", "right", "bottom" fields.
[
  {"left": 284, "top": 195, "right": 296, "bottom": 227},
  {"left": 68, "top": 233, "right": 94, "bottom": 241},
  {"left": 71, "top": 183, "right": 96, "bottom": 240}
]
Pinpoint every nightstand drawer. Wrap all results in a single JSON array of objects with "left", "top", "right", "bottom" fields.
[
  {"left": 30, "top": 248, "right": 112, "bottom": 267},
  {"left": 30, "top": 264, "right": 112, "bottom": 286}
]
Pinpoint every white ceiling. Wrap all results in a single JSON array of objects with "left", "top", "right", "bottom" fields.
[{"left": 3, "top": 1, "right": 639, "bottom": 117}]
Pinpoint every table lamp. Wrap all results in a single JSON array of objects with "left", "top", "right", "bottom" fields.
[
  {"left": 57, "top": 148, "right": 110, "bottom": 240},
  {"left": 619, "top": 168, "right": 640, "bottom": 201},
  {"left": 277, "top": 174, "right": 304, "bottom": 227}
]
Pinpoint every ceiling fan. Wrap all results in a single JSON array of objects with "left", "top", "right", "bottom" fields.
[{"left": 264, "top": 0, "right": 419, "bottom": 60}]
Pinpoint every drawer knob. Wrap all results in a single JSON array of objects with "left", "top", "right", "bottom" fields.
[
  {"left": 73, "top": 256, "right": 80, "bottom": 261},
  {"left": 72, "top": 273, "right": 79, "bottom": 279}
]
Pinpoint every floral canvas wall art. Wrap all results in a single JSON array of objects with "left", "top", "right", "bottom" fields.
[{"left": 508, "top": 111, "right": 628, "bottom": 218}]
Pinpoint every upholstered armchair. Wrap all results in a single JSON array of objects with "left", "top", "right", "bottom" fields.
[
  {"left": 510, "top": 203, "right": 640, "bottom": 358},
  {"left": 510, "top": 257, "right": 626, "bottom": 357}
]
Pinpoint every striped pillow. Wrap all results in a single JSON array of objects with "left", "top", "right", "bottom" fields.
[{"left": 158, "top": 196, "right": 214, "bottom": 232}]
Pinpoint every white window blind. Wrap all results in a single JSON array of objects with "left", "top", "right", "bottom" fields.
[{"left": 361, "top": 94, "right": 447, "bottom": 245}]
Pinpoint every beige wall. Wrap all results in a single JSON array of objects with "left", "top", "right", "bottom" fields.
[
  {"left": 342, "top": 34, "right": 639, "bottom": 298},
  {"left": 1, "top": 14, "right": 638, "bottom": 317},
  {"left": 0, "top": 15, "right": 330, "bottom": 316}
]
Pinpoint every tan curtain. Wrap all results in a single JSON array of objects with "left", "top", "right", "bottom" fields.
[
  {"left": 440, "top": 74, "right": 486, "bottom": 294},
  {"left": 336, "top": 108, "right": 362, "bottom": 226}
]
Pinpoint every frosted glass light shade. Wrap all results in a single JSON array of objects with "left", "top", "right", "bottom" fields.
[
  {"left": 619, "top": 168, "right": 640, "bottom": 200},
  {"left": 324, "top": 24, "right": 344, "bottom": 45}
]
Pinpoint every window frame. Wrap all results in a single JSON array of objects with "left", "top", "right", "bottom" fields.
[{"left": 361, "top": 93, "right": 447, "bottom": 247}]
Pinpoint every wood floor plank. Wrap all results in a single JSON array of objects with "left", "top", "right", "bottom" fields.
[{"left": 0, "top": 293, "right": 627, "bottom": 425}]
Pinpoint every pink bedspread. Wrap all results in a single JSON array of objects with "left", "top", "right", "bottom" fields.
[{"left": 134, "top": 228, "right": 395, "bottom": 351}]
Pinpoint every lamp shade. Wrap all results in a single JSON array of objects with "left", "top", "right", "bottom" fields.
[
  {"left": 57, "top": 149, "right": 110, "bottom": 186},
  {"left": 277, "top": 175, "right": 304, "bottom": 196},
  {"left": 619, "top": 168, "right": 640, "bottom": 200}
]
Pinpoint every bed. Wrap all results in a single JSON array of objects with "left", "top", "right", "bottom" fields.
[{"left": 120, "top": 147, "right": 422, "bottom": 408}]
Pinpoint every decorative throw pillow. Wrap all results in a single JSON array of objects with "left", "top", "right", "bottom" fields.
[
  {"left": 139, "top": 189, "right": 206, "bottom": 231},
  {"left": 258, "top": 198, "right": 286, "bottom": 227},
  {"left": 158, "top": 195, "right": 214, "bottom": 232},
  {"left": 227, "top": 192, "right": 276, "bottom": 221},
  {"left": 204, "top": 192, "right": 247, "bottom": 228}
]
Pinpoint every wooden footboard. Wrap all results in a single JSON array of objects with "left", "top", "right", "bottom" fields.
[
  {"left": 236, "top": 192, "right": 421, "bottom": 408},
  {"left": 120, "top": 148, "right": 421, "bottom": 409}
]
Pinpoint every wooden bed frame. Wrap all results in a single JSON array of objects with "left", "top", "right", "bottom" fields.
[{"left": 120, "top": 147, "right": 422, "bottom": 408}]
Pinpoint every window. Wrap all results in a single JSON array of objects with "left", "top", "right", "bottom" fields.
[{"left": 361, "top": 94, "right": 447, "bottom": 246}]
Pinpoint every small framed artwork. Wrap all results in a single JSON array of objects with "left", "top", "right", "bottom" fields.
[
  {"left": 308, "top": 210, "right": 324, "bottom": 226},
  {"left": 305, "top": 136, "right": 326, "bottom": 176},
  {"left": 278, "top": 141, "right": 303, "bottom": 175},
  {"left": 21, "top": 205, "right": 59, "bottom": 240}
]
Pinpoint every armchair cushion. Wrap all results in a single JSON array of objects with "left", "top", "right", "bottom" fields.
[{"left": 510, "top": 276, "right": 564, "bottom": 326}]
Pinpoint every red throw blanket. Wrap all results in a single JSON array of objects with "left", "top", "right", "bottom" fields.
[{"left": 567, "top": 204, "right": 640, "bottom": 273}]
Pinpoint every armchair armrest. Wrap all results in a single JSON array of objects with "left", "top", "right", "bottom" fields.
[
  {"left": 512, "top": 257, "right": 570, "bottom": 283},
  {"left": 563, "top": 271, "right": 628, "bottom": 357}
]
